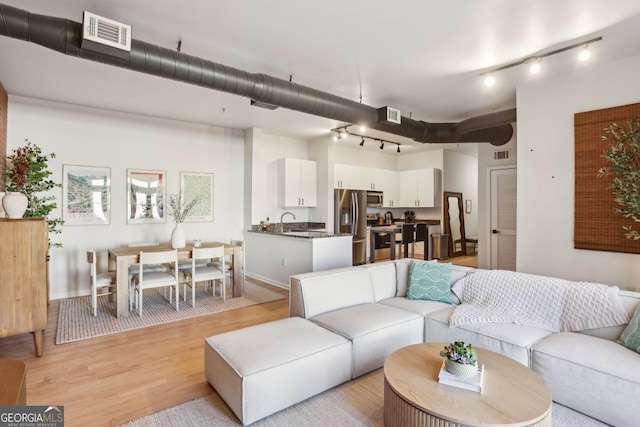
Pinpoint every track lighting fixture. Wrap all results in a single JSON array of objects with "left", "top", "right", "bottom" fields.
[
  {"left": 528, "top": 58, "right": 541, "bottom": 74},
  {"left": 480, "top": 36, "right": 601, "bottom": 86},
  {"left": 331, "top": 125, "right": 403, "bottom": 153},
  {"left": 483, "top": 74, "right": 496, "bottom": 87},
  {"left": 577, "top": 45, "right": 591, "bottom": 62}
]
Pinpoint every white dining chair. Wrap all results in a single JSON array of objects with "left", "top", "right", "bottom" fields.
[
  {"left": 130, "top": 249, "right": 179, "bottom": 316},
  {"left": 183, "top": 246, "right": 226, "bottom": 307},
  {"left": 127, "top": 241, "right": 167, "bottom": 285},
  {"left": 87, "top": 249, "right": 116, "bottom": 317}
]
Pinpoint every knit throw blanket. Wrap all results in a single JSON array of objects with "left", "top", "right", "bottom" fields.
[{"left": 450, "top": 270, "right": 629, "bottom": 332}]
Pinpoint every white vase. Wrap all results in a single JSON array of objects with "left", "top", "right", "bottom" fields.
[
  {"left": 2, "top": 192, "right": 28, "bottom": 219},
  {"left": 171, "top": 222, "right": 186, "bottom": 249}
]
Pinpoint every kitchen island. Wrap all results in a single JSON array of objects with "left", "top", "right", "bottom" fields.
[{"left": 245, "top": 230, "right": 352, "bottom": 288}]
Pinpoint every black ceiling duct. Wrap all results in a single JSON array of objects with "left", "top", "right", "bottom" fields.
[{"left": 0, "top": 3, "right": 515, "bottom": 145}]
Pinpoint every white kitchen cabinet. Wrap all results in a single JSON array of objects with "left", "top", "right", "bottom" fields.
[
  {"left": 278, "top": 158, "right": 317, "bottom": 207},
  {"left": 378, "top": 169, "right": 399, "bottom": 207},
  {"left": 399, "top": 168, "right": 439, "bottom": 207},
  {"left": 334, "top": 164, "right": 365, "bottom": 190}
]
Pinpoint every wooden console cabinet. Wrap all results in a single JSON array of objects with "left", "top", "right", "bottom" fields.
[{"left": 0, "top": 218, "right": 49, "bottom": 356}]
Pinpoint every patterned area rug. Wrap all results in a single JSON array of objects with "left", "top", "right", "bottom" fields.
[
  {"left": 56, "top": 281, "right": 286, "bottom": 344},
  {"left": 120, "top": 369, "right": 607, "bottom": 427}
]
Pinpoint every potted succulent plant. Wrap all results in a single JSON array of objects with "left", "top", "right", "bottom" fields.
[{"left": 440, "top": 341, "right": 478, "bottom": 377}]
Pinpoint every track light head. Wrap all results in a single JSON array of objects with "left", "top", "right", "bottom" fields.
[
  {"left": 483, "top": 74, "right": 496, "bottom": 87},
  {"left": 379, "top": 142, "right": 384, "bottom": 150},
  {"left": 397, "top": 145, "right": 401, "bottom": 153},
  {"left": 577, "top": 45, "right": 591, "bottom": 62},
  {"left": 529, "top": 58, "right": 541, "bottom": 74},
  {"left": 360, "top": 137, "right": 365, "bottom": 147}
]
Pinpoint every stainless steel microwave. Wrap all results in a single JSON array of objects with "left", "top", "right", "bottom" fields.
[{"left": 367, "top": 191, "right": 383, "bottom": 207}]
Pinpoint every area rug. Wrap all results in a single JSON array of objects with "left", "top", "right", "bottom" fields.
[
  {"left": 121, "top": 369, "right": 607, "bottom": 427},
  {"left": 56, "top": 281, "right": 286, "bottom": 344}
]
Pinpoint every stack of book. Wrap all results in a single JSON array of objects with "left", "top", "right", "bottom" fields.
[{"left": 437, "top": 361, "right": 484, "bottom": 392}]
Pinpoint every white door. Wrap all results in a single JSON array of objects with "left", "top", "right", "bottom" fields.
[{"left": 490, "top": 168, "right": 517, "bottom": 270}]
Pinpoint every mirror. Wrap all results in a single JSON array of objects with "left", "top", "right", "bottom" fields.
[{"left": 443, "top": 191, "right": 466, "bottom": 257}]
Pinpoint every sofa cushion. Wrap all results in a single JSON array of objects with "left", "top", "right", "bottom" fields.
[
  {"left": 310, "top": 303, "right": 423, "bottom": 378},
  {"left": 289, "top": 267, "right": 375, "bottom": 318},
  {"left": 380, "top": 297, "right": 451, "bottom": 317},
  {"left": 426, "top": 306, "right": 553, "bottom": 367},
  {"left": 618, "top": 303, "right": 640, "bottom": 352},
  {"left": 363, "top": 261, "right": 398, "bottom": 301},
  {"left": 532, "top": 332, "right": 640, "bottom": 427},
  {"left": 394, "top": 258, "right": 412, "bottom": 297},
  {"left": 407, "top": 260, "right": 452, "bottom": 303}
]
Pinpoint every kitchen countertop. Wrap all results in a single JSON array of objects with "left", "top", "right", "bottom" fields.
[{"left": 248, "top": 229, "right": 352, "bottom": 239}]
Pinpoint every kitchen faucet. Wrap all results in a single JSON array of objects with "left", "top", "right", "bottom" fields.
[{"left": 280, "top": 211, "right": 296, "bottom": 233}]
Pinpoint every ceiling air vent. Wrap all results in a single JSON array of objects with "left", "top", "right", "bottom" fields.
[
  {"left": 377, "top": 106, "right": 402, "bottom": 125},
  {"left": 494, "top": 150, "right": 510, "bottom": 160},
  {"left": 81, "top": 11, "right": 131, "bottom": 59}
]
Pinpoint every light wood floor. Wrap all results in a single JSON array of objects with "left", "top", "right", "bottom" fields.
[{"left": 0, "top": 280, "right": 289, "bottom": 427}]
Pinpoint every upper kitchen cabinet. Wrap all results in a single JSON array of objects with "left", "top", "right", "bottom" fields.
[
  {"left": 334, "top": 164, "right": 385, "bottom": 190},
  {"left": 335, "top": 164, "right": 363, "bottom": 189},
  {"left": 278, "top": 158, "right": 317, "bottom": 207},
  {"left": 398, "top": 168, "right": 440, "bottom": 207},
  {"left": 377, "top": 169, "right": 400, "bottom": 207}
]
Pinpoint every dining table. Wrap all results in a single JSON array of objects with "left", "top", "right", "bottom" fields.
[{"left": 108, "top": 241, "right": 243, "bottom": 318}]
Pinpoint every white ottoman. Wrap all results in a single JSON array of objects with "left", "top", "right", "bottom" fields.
[{"left": 204, "top": 317, "right": 352, "bottom": 425}]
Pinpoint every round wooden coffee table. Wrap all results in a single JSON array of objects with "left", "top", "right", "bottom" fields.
[{"left": 384, "top": 343, "right": 551, "bottom": 427}]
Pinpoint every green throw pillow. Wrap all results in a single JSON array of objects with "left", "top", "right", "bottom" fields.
[
  {"left": 407, "top": 260, "right": 452, "bottom": 303},
  {"left": 618, "top": 304, "right": 640, "bottom": 353}
]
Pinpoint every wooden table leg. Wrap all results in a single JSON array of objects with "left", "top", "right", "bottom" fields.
[
  {"left": 232, "top": 246, "right": 243, "bottom": 297},
  {"left": 116, "top": 255, "right": 130, "bottom": 317}
]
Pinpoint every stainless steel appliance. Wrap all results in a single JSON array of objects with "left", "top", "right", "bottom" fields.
[
  {"left": 366, "top": 190, "right": 384, "bottom": 207},
  {"left": 335, "top": 189, "right": 367, "bottom": 265}
]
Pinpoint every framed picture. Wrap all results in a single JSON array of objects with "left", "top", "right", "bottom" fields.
[
  {"left": 180, "top": 171, "right": 214, "bottom": 222},
  {"left": 127, "top": 169, "right": 166, "bottom": 224},
  {"left": 62, "top": 165, "right": 111, "bottom": 225},
  {"left": 465, "top": 199, "right": 472, "bottom": 214}
]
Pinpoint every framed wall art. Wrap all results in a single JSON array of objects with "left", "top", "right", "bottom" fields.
[
  {"left": 62, "top": 164, "right": 111, "bottom": 225},
  {"left": 180, "top": 171, "right": 214, "bottom": 222},
  {"left": 127, "top": 169, "right": 166, "bottom": 224}
]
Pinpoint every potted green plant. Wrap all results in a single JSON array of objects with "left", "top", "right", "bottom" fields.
[
  {"left": 598, "top": 118, "right": 640, "bottom": 240},
  {"left": 4, "top": 139, "right": 63, "bottom": 247},
  {"left": 440, "top": 341, "right": 478, "bottom": 377},
  {"left": 165, "top": 190, "right": 203, "bottom": 248}
]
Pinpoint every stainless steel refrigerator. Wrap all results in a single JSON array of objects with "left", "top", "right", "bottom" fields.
[{"left": 334, "top": 189, "right": 367, "bottom": 265}]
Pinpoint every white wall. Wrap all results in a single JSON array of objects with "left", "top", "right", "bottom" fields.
[
  {"left": 7, "top": 96, "right": 244, "bottom": 299},
  {"left": 517, "top": 54, "right": 640, "bottom": 291},
  {"left": 248, "top": 129, "right": 311, "bottom": 225}
]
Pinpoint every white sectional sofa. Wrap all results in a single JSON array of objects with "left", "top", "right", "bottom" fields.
[{"left": 206, "top": 259, "right": 640, "bottom": 426}]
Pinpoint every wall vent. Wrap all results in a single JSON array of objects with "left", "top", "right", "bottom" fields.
[
  {"left": 82, "top": 11, "right": 131, "bottom": 58},
  {"left": 377, "top": 106, "right": 402, "bottom": 125},
  {"left": 494, "top": 150, "right": 510, "bottom": 160}
]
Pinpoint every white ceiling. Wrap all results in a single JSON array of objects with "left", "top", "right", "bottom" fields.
[{"left": 2, "top": 0, "right": 640, "bottom": 153}]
